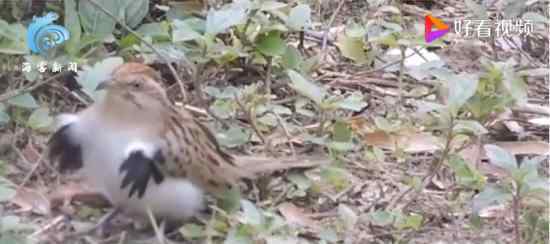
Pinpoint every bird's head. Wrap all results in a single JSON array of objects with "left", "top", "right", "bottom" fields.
[{"left": 96, "top": 63, "right": 170, "bottom": 113}]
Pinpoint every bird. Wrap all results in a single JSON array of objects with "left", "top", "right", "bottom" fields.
[{"left": 48, "top": 63, "right": 247, "bottom": 232}]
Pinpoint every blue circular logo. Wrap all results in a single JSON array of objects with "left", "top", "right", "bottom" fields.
[{"left": 27, "top": 12, "right": 70, "bottom": 55}]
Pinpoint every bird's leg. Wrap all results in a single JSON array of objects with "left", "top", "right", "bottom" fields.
[{"left": 95, "top": 207, "right": 121, "bottom": 236}]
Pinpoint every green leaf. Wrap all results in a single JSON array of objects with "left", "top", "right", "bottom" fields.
[
  {"left": 320, "top": 166, "right": 350, "bottom": 191},
  {"left": 287, "top": 172, "right": 312, "bottom": 190},
  {"left": 205, "top": 0, "right": 249, "bottom": 35},
  {"left": 368, "top": 211, "right": 395, "bottom": 226},
  {"left": 287, "top": 70, "right": 326, "bottom": 105},
  {"left": 0, "top": 182, "right": 15, "bottom": 202},
  {"left": 336, "top": 33, "right": 368, "bottom": 64},
  {"left": 223, "top": 226, "right": 254, "bottom": 244},
  {"left": 216, "top": 125, "right": 250, "bottom": 148},
  {"left": 7, "top": 93, "right": 38, "bottom": 109},
  {"left": 240, "top": 199, "right": 263, "bottom": 226},
  {"left": 179, "top": 223, "right": 205, "bottom": 240},
  {"left": 472, "top": 185, "right": 512, "bottom": 213},
  {"left": 453, "top": 120, "right": 488, "bottom": 135},
  {"left": 522, "top": 12, "right": 549, "bottom": 24},
  {"left": 210, "top": 100, "right": 236, "bottom": 119},
  {"left": 281, "top": 46, "right": 301, "bottom": 69},
  {"left": 265, "top": 236, "right": 305, "bottom": 244},
  {"left": 319, "top": 228, "right": 339, "bottom": 242},
  {"left": 346, "top": 22, "right": 366, "bottom": 38},
  {"left": 286, "top": 4, "right": 311, "bottom": 30},
  {"left": 260, "top": 1, "right": 287, "bottom": 11},
  {"left": 520, "top": 156, "right": 545, "bottom": 180},
  {"left": 446, "top": 73, "right": 479, "bottom": 112},
  {"left": 335, "top": 92, "right": 368, "bottom": 111},
  {"left": 0, "top": 215, "right": 35, "bottom": 232},
  {"left": 137, "top": 22, "right": 170, "bottom": 40},
  {"left": 447, "top": 154, "right": 485, "bottom": 189},
  {"left": 374, "top": 116, "right": 400, "bottom": 132},
  {"left": 338, "top": 204, "right": 358, "bottom": 230},
  {"left": 332, "top": 120, "right": 352, "bottom": 142},
  {"left": 0, "top": 233, "right": 27, "bottom": 244},
  {"left": 64, "top": 0, "right": 82, "bottom": 56},
  {"left": 256, "top": 31, "right": 286, "bottom": 57},
  {"left": 396, "top": 214, "right": 423, "bottom": 230},
  {"left": 172, "top": 19, "right": 203, "bottom": 42},
  {"left": 219, "top": 187, "right": 242, "bottom": 214},
  {"left": 76, "top": 57, "right": 124, "bottom": 100},
  {"left": 78, "top": 0, "right": 118, "bottom": 38},
  {"left": 0, "top": 20, "right": 28, "bottom": 54},
  {"left": 484, "top": 144, "right": 518, "bottom": 172},
  {"left": 79, "top": 0, "right": 148, "bottom": 39},
  {"left": 204, "top": 86, "right": 240, "bottom": 99},
  {"left": 502, "top": 67, "right": 527, "bottom": 105},
  {"left": 327, "top": 141, "right": 354, "bottom": 152},
  {"left": 27, "top": 107, "right": 53, "bottom": 130},
  {"left": 503, "top": 0, "right": 525, "bottom": 18},
  {"left": 123, "top": 0, "right": 149, "bottom": 28}
]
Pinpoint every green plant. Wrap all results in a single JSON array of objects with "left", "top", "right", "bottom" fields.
[{"left": 473, "top": 145, "right": 549, "bottom": 244}]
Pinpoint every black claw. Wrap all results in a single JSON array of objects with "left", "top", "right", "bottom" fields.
[{"left": 119, "top": 150, "right": 165, "bottom": 198}]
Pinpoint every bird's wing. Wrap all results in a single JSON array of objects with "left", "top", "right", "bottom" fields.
[
  {"left": 48, "top": 114, "right": 83, "bottom": 172},
  {"left": 118, "top": 141, "right": 165, "bottom": 198},
  {"left": 159, "top": 107, "right": 247, "bottom": 195},
  {"left": 116, "top": 107, "right": 248, "bottom": 198}
]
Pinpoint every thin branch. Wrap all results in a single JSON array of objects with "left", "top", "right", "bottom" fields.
[
  {"left": 83, "top": 0, "right": 190, "bottom": 101},
  {"left": 235, "top": 95, "right": 265, "bottom": 144},
  {"left": 0, "top": 72, "right": 64, "bottom": 103},
  {"left": 269, "top": 111, "right": 296, "bottom": 157},
  {"left": 321, "top": 0, "right": 346, "bottom": 61}
]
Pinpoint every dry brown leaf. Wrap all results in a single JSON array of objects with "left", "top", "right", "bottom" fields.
[
  {"left": 359, "top": 130, "right": 440, "bottom": 153},
  {"left": 351, "top": 117, "right": 441, "bottom": 153},
  {"left": 278, "top": 202, "right": 319, "bottom": 230},
  {"left": 11, "top": 187, "right": 51, "bottom": 215}
]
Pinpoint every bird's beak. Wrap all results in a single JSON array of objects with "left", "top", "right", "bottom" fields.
[{"left": 95, "top": 80, "right": 113, "bottom": 91}]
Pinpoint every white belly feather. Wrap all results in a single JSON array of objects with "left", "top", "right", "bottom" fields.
[{"left": 70, "top": 115, "right": 204, "bottom": 220}]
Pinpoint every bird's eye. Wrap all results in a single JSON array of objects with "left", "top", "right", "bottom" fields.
[{"left": 132, "top": 82, "right": 142, "bottom": 89}]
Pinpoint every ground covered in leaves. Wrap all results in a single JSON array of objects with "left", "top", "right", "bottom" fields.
[{"left": 0, "top": 0, "right": 549, "bottom": 244}]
